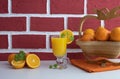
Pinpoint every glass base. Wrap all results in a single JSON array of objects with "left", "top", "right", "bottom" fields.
[{"left": 56, "top": 56, "right": 68, "bottom": 69}]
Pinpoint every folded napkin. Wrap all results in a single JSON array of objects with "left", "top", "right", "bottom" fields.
[{"left": 70, "top": 58, "right": 120, "bottom": 73}]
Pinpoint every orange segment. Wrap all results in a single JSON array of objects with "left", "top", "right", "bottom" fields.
[
  {"left": 26, "top": 54, "right": 40, "bottom": 69},
  {"left": 60, "top": 29, "right": 74, "bottom": 44},
  {"left": 11, "top": 60, "right": 25, "bottom": 69},
  {"left": 8, "top": 53, "right": 15, "bottom": 65}
]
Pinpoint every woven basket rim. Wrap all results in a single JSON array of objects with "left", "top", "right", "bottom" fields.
[{"left": 76, "top": 39, "right": 120, "bottom": 43}]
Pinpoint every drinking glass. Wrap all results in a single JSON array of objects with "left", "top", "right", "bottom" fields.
[{"left": 51, "top": 35, "right": 68, "bottom": 69}]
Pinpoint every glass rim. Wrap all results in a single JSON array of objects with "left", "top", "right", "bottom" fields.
[{"left": 51, "top": 35, "right": 60, "bottom": 38}]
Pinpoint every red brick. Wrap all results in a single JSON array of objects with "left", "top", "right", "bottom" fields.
[
  {"left": 68, "top": 17, "right": 100, "bottom": 31},
  {"left": 105, "top": 17, "right": 120, "bottom": 30},
  {"left": 31, "top": 17, "right": 64, "bottom": 31},
  {"left": 12, "top": 35, "right": 46, "bottom": 48},
  {"left": 88, "top": 0, "right": 120, "bottom": 14},
  {"left": 50, "top": 0, "right": 84, "bottom": 14},
  {"left": 0, "top": 53, "right": 84, "bottom": 61},
  {"left": 82, "top": 18, "right": 100, "bottom": 31},
  {"left": 12, "top": 0, "right": 46, "bottom": 13},
  {"left": 68, "top": 17, "right": 81, "bottom": 31},
  {"left": 30, "top": 52, "right": 85, "bottom": 60},
  {"left": 0, "top": 35, "right": 8, "bottom": 49},
  {"left": 0, "top": 0, "right": 8, "bottom": 13},
  {"left": 0, "top": 17, "right": 26, "bottom": 31}
]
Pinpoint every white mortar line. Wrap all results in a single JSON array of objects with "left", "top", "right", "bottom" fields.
[
  {"left": 84, "top": 0, "right": 87, "bottom": 15},
  {"left": 0, "top": 31, "right": 56, "bottom": 34},
  {"left": 47, "top": 0, "right": 50, "bottom": 14},
  {"left": 0, "top": 49, "right": 52, "bottom": 53},
  {"left": 0, "top": 31, "right": 78, "bottom": 35},
  {"left": 46, "top": 34, "right": 50, "bottom": 49},
  {"left": 0, "top": 14, "right": 87, "bottom": 17},
  {"left": 26, "top": 16, "right": 30, "bottom": 32},
  {"left": 74, "top": 31, "right": 79, "bottom": 35},
  {"left": 0, "top": 14, "right": 97, "bottom": 18},
  {"left": 0, "top": 33, "right": 8, "bottom": 35},
  {"left": 67, "top": 49, "right": 82, "bottom": 52},
  {"left": 11, "top": 32, "right": 60, "bottom": 35},
  {"left": 64, "top": 17, "right": 68, "bottom": 29},
  {"left": 8, "top": 0, "right": 12, "bottom": 14},
  {"left": 8, "top": 34, "right": 12, "bottom": 49},
  {"left": 0, "top": 49, "right": 82, "bottom": 53},
  {"left": 101, "top": 20, "right": 105, "bottom": 27}
]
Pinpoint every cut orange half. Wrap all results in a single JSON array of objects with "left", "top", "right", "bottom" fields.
[
  {"left": 60, "top": 29, "right": 74, "bottom": 44},
  {"left": 11, "top": 60, "right": 25, "bottom": 69},
  {"left": 26, "top": 54, "right": 40, "bottom": 69}
]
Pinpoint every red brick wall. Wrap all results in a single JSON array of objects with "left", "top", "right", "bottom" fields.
[{"left": 0, "top": 0, "right": 120, "bottom": 60}]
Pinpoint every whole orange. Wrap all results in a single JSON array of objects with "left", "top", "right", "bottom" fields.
[
  {"left": 83, "top": 28, "right": 95, "bottom": 36},
  {"left": 110, "top": 27, "right": 120, "bottom": 41},
  {"left": 8, "top": 53, "right": 15, "bottom": 65},
  {"left": 80, "top": 34, "right": 94, "bottom": 41},
  {"left": 95, "top": 27, "right": 110, "bottom": 41}
]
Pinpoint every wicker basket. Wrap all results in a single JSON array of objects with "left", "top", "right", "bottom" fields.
[{"left": 76, "top": 15, "right": 120, "bottom": 60}]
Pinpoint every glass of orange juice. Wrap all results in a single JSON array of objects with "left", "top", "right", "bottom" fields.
[{"left": 51, "top": 35, "right": 68, "bottom": 69}]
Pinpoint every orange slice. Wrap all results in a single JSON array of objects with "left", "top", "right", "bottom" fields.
[
  {"left": 11, "top": 60, "right": 25, "bottom": 69},
  {"left": 26, "top": 54, "right": 40, "bottom": 69},
  {"left": 60, "top": 29, "right": 74, "bottom": 44},
  {"left": 8, "top": 53, "right": 15, "bottom": 65}
]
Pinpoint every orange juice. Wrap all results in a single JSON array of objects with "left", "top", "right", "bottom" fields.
[{"left": 51, "top": 37, "right": 67, "bottom": 57}]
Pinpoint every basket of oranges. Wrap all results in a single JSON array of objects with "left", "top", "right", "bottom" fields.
[{"left": 76, "top": 7, "right": 120, "bottom": 61}]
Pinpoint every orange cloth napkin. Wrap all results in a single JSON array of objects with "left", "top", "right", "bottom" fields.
[{"left": 70, "top": 59, "right": 120, "bottom": 73}]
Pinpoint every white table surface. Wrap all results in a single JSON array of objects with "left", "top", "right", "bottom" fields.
[{"left": 1, "top": 60, "right": 120, "bottom": 79}]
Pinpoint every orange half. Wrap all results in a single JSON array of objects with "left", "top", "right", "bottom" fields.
[
  {"left": 26, "top": 54, "right": 40, "bottom": 68},
  {"left": 11, "top": 60, "right": 25, "bottom": 69}
]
